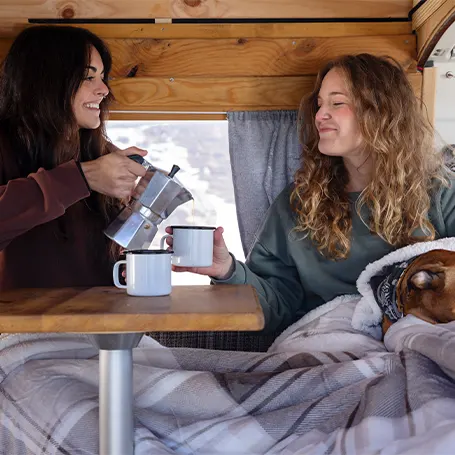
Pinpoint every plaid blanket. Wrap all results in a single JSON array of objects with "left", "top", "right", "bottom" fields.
[{"left": 2, "top": 293, "right": 455, "bottom": 455}]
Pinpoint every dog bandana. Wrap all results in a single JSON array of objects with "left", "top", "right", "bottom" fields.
[{"left": 369, "top": 256, "right": 418, "bottom": 322}]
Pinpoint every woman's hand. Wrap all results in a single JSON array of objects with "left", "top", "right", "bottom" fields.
[
  {"left": 131, "top": 169, "right": 156, "bottom": 200},
  {"left": 80, "top": 147, "right": 148, "bottom": 199},
  {"left": 164, "top": 226, "right": 234, "bottom": 280}
]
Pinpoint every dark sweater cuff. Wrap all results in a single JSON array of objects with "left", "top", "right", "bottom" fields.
[{"left": 75, "top": 161, "right": 92, "bottom": 193}]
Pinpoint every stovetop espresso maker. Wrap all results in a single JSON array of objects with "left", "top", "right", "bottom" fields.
[{"left": 104, "top": 155, "right": 193, "bottom": 250}]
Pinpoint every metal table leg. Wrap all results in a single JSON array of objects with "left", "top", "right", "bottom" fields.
[{"left": 90, "top": 333, "right": 143, "bottom": 455}]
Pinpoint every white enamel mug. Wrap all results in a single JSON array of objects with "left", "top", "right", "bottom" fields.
[
  {"left": 113, "top": 249, "right": 172, "bottom": 296},
  {"left": 160, "top": 226, "right": 215, "bottom": 267}
]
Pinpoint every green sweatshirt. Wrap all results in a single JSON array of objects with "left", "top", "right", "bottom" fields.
[{"left": 213, "top": 177, "right": 455, "bottom": 333}]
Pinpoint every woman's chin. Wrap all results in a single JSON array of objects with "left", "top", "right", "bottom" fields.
[
  {"left": 77, "top": 120, "right": 101, "bottom": 130},
  {"left": 318, "top": 146, "right": 342, "bottom": 157}
]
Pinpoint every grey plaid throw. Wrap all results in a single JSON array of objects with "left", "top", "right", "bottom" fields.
[{"left": 2, "top": 294, "right": 455, "bottom": 454}]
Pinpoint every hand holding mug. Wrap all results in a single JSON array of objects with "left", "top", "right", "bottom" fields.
[{"left": 162, "top": 226, "right": 233, "bottom": 279}]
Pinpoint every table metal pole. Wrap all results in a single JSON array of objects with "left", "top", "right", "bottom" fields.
[
  {"left": 90, "top": 333, "right": 143, "bottom": 455},
  {"left": 99, "top": 349, "right": 133, "bottom": 455}
]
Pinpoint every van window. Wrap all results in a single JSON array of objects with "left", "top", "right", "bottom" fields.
[{"left": 106, "top": 120, "right": 245, "bottom": 285}]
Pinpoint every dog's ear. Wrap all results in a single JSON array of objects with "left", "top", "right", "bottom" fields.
[{"left": 410, "top": 270, "right": 443, "bottom": 290}]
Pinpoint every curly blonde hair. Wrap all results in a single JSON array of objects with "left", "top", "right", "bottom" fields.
[{"left": 291, "top": 53, "right": 448, "bottom": 260}]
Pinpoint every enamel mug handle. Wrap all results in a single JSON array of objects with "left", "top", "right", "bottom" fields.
[{"left": 113, "top": 260, "right": 127, "bottom": 289}]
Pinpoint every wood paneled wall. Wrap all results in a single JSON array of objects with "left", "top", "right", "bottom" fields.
[
  {"left": 0, "top": 22, "right": 419, "bottom": 117},
  {"left": 106, "top": 35, "right": 417, "bottom": 78},
  {"left": 0, "top": 0, "right": 433, "bottom": 119}
]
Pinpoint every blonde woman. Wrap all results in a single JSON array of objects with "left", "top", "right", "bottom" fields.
[{"left": 166, "top": 53, "right": 455, "bottom": 333}]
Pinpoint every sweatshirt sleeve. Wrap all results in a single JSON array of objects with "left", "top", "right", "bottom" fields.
[
  {"left": 212, "top": 187, "right": 305, "bottom": 333},
  {"left": 0, "top": 160, "right": 91, "bottom": 251},
  {"left": 431, "top": 171, "right": 455, "bottom": 237}
]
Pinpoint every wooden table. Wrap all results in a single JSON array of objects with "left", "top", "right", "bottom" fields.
[{"left": 0, "top": 285, "right": 264, "bottom": 455}]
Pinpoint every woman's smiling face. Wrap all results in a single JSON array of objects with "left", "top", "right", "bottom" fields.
[
  {"left": 72, "top": 47, "right": 109, "bottom": 129},
  {"left": 315, "top": 68, "right": 364, "bottom": 158}
]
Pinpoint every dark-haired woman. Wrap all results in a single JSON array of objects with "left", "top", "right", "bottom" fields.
[{"left": 0, "top": 25, "right": 147, "bottom": 291}]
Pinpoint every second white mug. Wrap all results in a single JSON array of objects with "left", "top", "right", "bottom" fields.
[{"left": 160, "top": 226, "right": 215, "bottom": 267}]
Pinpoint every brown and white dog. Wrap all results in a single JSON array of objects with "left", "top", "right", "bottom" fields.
[{"left": 369, "top": 249, "right": 455, "bottom": 335}]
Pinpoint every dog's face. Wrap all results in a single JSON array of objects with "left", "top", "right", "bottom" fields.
[{"left": 396, "top": 249, "right": 455, "bottom": 325}]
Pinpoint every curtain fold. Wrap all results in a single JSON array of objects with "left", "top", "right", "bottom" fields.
[{"left": 228, "top": 111, "right": 301, "bottom": 256}]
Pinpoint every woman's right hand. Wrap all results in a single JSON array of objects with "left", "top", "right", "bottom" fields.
[
  {"left": 80, "top": 147, "right": 148, "bottom": 199},
  {"left": 164, "top": 226, "right": 234, "bottom": 280}
]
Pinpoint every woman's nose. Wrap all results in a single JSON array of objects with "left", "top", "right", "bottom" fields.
[
  {"left": 315, "top": 106, "right": 330, "bottom": 122},
  {"left": 96, "top": 80, "right": 109, "bottom": 98}
]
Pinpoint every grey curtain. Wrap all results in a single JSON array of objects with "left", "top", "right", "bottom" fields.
[{"left": 228, "top": 111, "right": 301, "bottom": 256}]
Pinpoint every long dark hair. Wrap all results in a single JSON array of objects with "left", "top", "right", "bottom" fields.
[
  {"left": 0, "top": 25, "right": 121, "bottom": 257},
  {"left": 0, "top": 25, "right": 113, "bottom": 174}
]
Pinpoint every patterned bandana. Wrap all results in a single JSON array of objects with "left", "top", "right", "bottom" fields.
[{"left": 369, "top": 256, "right": 419, "bottom": 323}]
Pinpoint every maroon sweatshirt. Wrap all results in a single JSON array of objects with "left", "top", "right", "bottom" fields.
[{"left": 0, "top": 160, "right": 117, "bottom": 291}]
